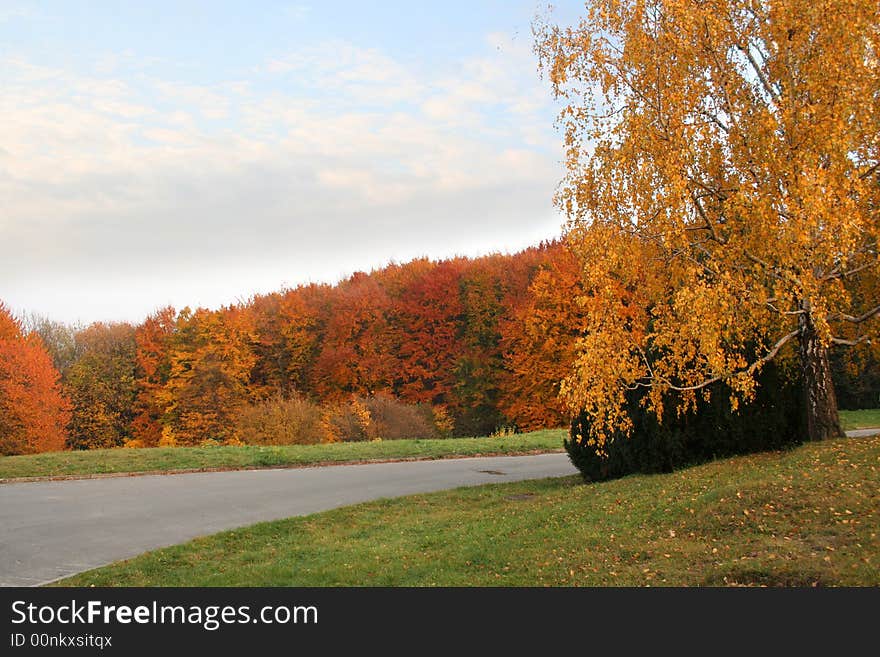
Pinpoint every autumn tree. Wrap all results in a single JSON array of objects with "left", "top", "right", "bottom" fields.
[
  {"left": 23, "top": 313, "right": 81, "bottom": 375},
  {"left": 157, "top": 306, "right": 261, "bottom": 446},
  {"left": 453, "top": 252, "right": 545, "bottom": 434},
  {"left": 311, "top": 272, "right": 396, "bottom": 401},
  {"left": 0, "top": 302, "right": 70, "bottom": 455},
  {"left": 277, "top": 284, "right": 329, "bottom": 394},
  {"left": 131, "top": 306, "right": 176, "bottom": 447},
  {"left": 499, "top": 243, "right": 587, "bottom": 431},
  {"left": 537, "top": 0, "right": 880, "bottom": 445},
  {"left": 64, "top": 322, "right": 137, "bottom": 450},
  {"left": 388, "top": 259, "right": 463, "bottom": 407}
]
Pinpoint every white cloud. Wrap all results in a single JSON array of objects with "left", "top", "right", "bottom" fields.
[{"left": 0, "top": 35, "right": 566, "bottom": 323}]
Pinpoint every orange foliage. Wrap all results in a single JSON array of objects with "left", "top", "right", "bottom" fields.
[
  {"left": 131, "top": 306, "right": 176, "bottom": 447},
  {"left": 537, "top": 0, "right": 880, "bottom": 444},
  {"left": 0, "top": 302, "right": 70, "bottom": 454},
  {"left": 499, "top": 244, "right": 585, "bottom": 431},
  {"left": 15, "top": 244, "right": 597, "bottom": 453},
  {"left": 454, "top": 248, "right": 548, "bottom": 434},
  {"left": 278, "top": 284, "right": 330, "bottom": 393}
]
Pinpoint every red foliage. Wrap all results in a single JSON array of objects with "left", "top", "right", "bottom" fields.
[
  {"left": 311, "top": 272, "right": 396, "bottom": 401},
  {"left": 388, "top": 259, "right": 464, "bottom": 405},
  {"left": 499, "top": 243, "right": 585, "bottom": 431}
]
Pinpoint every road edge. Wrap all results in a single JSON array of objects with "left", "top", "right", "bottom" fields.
[{"left": 0, "top": 448, "right": 567, "bottom": 485}]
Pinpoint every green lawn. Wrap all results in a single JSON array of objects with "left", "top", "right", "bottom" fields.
[
  {"left": 0, "top": 429, "right": 565, "bottom": 481},
  {"left": 6, "top": 410, "right": 876, "bottom": 482},
  {"left": 839, "top": 409, "right": 880, "bottom": 431},
  {"left": 56, "top": 433, "right": 880, "bottom": 587}
]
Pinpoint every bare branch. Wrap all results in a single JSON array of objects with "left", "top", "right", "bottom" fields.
[
  {"left": 832, "top": 336, "right": 871, "bottom": 347},
  {"left": 688, "top": 191, "right": 727, "bottom": 245},
  {"left": 765, "top": 301, "right": 805, "bottom": 316},
  {"left": 661, "top": 374, "right": 723, "bottom": 393},
  {"left": 697, "top": 108, "right": 730, "bottom": 134},
  {"left": 835, "top": 304, "right": 880, "bottom": 324},
  {"left": 735, "top": 42, "right": 780, "bottom": 105},
  {"left": 859, "top": 161, "right": 879, "bottom": 180},
  {"left": 823, "top": 259, "right": 877, "bottom": 281}
]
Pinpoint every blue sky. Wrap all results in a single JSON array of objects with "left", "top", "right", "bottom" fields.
[{"left": 0, "top": 1, "right": 583, "bottom": 324}]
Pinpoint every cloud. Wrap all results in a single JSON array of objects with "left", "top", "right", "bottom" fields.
[{"left": 0, "top": 36, "right": 565, "bottom": 323}]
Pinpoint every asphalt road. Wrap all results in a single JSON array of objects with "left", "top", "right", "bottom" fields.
[
  {"left": 846, "top": 428, "right": 880, "bottom": 438},
  {"left": 0, "top": 453, "right": 577, "bottom": 587}
]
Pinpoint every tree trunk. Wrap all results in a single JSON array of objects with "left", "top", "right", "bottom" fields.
[{"left": 798, "top": 311, "right": 845, "bottom": 441}]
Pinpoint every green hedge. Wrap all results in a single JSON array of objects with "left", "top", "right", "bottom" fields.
[
  {"left": 831, "top": 349, "right": 880, "bottom": 410},
  {"left": 565, "top": 363, "right": 805, "bottom": 482}
]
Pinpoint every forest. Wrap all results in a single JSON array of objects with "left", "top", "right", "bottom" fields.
[
  {"left": 0, "top": 241, "right": 581, "bottom": 454},
  {"left": 1, "top": 239, "right": 874, "bottom": 456}
]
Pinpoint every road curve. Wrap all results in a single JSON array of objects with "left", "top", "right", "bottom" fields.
[{"left": 0, "top": 453, "right": 577, "bottom": 587}]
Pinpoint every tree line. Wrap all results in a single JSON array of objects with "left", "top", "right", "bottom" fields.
[
  {"left": 1, "top": 237, "right": 874, "bottom": 456},
  {"left": 0, "top": 242, "right": 589, "bottom": 454}
]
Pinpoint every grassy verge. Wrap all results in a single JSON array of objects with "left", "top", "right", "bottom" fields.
[
  {"left": 839, "top": 409, "right": 880, "bottom": 431},
  {"left": 0, "top": 429, "right": 565, "bottom": 481},
  {"left": 56, "top": 434, "right": 880, "bottom": 587}
]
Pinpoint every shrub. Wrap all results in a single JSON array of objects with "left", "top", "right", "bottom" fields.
[
  {"left": 321, "top": 395, "right": 441, "bottom": 442},
  {"left": 431, "top": 405, "right": 455, "bottom": 437},
  {"left": 565, "top": 362, "right": 805, "bottom": 482},
  {"left": 236, "top": 394, "right": 325, "bottom": 446},
  {"left": 363, "top": 395, "right": 439, "bottom": 440},
  {"left": 321, "top": 397, "right": 373, "bottom": 442}
]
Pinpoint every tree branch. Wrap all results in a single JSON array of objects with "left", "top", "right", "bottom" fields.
[
  {"left": 765, "top": 301, "right": 805, "bottom": 316},
  {"left": 859, "top": 161, "right": 879, "bottom": 180},
  {"left": 823, "top": 259, "right": 877, "bottom": 281},
  {"left": 648, "top": 328, "right": 801, "bottom": 393},
  {"left": 832, "top": 336, "right": 871, "bottom": 347},
  {"left": 688, "top": 191, "right": 727, "bottom": 245},
  {"left": 743, "top": 251, "right": 804, "bottom": 289},
  {"left": 835, "top": 305, "right": 880, "bottom": 324},
  {"left": 735, "top": 42, "right": 780, "bottom": 106}
]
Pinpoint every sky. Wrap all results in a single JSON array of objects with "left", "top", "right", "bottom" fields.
[{"left": 0, "top": 0, "right": 583, "bottom": 325}]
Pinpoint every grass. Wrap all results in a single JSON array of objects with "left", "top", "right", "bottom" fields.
[
  {"left": 56, "top": 433, "right": 880, "bottom": 587},
  {"left": 839, "top": 409, "right": 880, "bottom": 431},
  {"left": 5, "top": 410, "right": 876, "bottom": 482},
  {"left": 0, "top": 429, "right": 565, "bottom": 481}
]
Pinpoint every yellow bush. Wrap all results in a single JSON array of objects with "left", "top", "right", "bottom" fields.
[{"left": 235, "top": 394, "right": 325, "bottom": 446}]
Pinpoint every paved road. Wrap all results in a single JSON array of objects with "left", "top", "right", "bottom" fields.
[
  {"left": 845, "top": 428, "right": 880, "bottom": 438},
  {"left": 0, "top": 453, "right": 577, "bottom": 587},
  {"left": 3, "top": 428, "right": 876, "bottom": 587}
]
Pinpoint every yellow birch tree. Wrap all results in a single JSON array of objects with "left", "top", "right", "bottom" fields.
[{"left": 536, "top": 0, "right": 879, "bottom": 446}]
